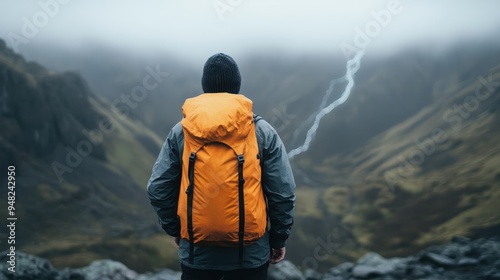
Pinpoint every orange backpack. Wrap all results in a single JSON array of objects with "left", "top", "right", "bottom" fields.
[{"left": 178, "top": 93, "right": 267, "bottom": 264}]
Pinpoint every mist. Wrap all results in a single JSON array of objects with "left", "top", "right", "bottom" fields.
[
  {"left": 1, "top": 0, "right": 500, "bottom": 64},
  {"left": 1, "top": 0, "right": 500, "bottom": 277}
]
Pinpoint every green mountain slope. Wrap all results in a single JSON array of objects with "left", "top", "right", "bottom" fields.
[
  {"left": 0, "top": 40, "right": 178, "bottom": 272},
  {"left": 286, "top": 50, "right": 500, "bottom": 270}
]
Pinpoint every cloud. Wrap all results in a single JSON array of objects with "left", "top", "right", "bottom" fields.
[{"left": 1, "top": 0, "right": 499, "bottom": 63}]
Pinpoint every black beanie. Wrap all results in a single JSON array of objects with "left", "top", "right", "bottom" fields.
[{"left": 202, "top": 53, "right": 241, "bottom": 94}]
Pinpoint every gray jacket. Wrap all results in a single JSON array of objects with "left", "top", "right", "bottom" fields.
[{"left": 147, "top": 115, "right": 296, "bottom": 269}]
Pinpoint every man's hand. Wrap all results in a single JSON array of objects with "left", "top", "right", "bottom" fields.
[
  {"left": 173, "top": 236, "right": 180, "bottom": 248},
  {"left": 269, "top": 247, "right": 286, "bottom": 264}
]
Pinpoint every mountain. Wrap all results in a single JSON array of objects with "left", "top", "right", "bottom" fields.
[
  {"left": 284, "top": 44, "right": 500, "bottom": 269},
  {"left": 3, "top": 39, "right": 500, "bottom": 273},
  {"left": 0, "top": 40, "right": 178, "bottom": 272},
  {"left": 18, "top": 43, "right": 199, "bottom": 139}
]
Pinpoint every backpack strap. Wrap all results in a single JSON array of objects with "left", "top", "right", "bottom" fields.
[
  {"left": 237, "top": 154, "right": 245, "bottom": 265},
  {"left": 186, "top": 152, "right": 197, "bottom": 264},
  {"left": 235, "top": 114, "right": 262, "bottom": 264},
  {"left": 253, "top": 114, "right": 263, "bottom": 123},
  {"left": 253, "top": 114, "right": 264, "bottom": 161}
]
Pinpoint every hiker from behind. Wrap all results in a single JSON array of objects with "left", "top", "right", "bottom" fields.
[{"left": 147, "top": 53, "right": 296, "bottom": 280}]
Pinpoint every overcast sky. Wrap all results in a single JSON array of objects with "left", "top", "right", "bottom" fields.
[{"left": 1, "top": 0, "right": 499, "bottom": 64}]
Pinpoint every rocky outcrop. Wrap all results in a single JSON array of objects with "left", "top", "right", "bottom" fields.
[
  {"left": 270, "top": 236, "right": 500, "bottom": 280},
  {"left": 0, "top": 39, "right": 106, "bottom": 159},
  {"left": 0, "top": 252, "right": 181, "bottom": 280},
  {"left": 1, "top": 236, "right": 499, "bottom": 280}
]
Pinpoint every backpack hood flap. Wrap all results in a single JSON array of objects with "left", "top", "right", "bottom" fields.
[{"left": 181, "top": 93, "right": 254, "bottom": 152}]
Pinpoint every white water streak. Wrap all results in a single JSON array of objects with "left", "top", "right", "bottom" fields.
[
  {"left": 288, "top": 51, "right": 365, "bottom": 159},
  {"left": 290, "top": 76, "right": 344, "bottom": 146}
]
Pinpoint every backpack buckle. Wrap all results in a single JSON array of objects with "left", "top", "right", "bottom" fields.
[
  {"left": 189, "top": 152, "right": 196, "bottom": 162},
  {"left": 237, "top": 155, "right": 245, "bottom": 164}
]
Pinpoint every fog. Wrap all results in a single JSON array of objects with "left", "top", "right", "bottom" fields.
[
  {"left": 2, "top": 1, "right": 500, "bottom": 276},
  {"left": 1, "top": 0, "right": 500, "bottom": 64}
]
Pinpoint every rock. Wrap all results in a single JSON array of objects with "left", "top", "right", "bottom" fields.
[
  {"left": 73, "top": 260, "right": 139, "bottom": 280},
  {"left": 480, "top": 251, "right": 500, "bottom": 265},
  {"left": 483, "top": 269, "right": 500, "bottom": 280},
  {"left": 0, "top": 251, "right": 57, "bottom": 280},
  {"left": 351, "top": 260, "right": 403, "bottom": 279},
  {"left": 420, "top": 252, "right": 456, "bottom": 267},
  {"left": 0, "top": 250, "right": 183, "bottom": 280},
  {"left": 457, "top": 257, "right": 479, "bottom": 266},
  {"left": 137, "top": 269, "right": 181, "bottom": 280},
  {"left": 1, "top": 237, "right": 500, "bottom": 280},
  {"left": 303, "top": 268, "right": 322, "bottom": 280},
  {"left": 408, "top": 264, "right": 434, "bottom": 278},
  {"left": 327, "top": 262, "right": 354, "bottom": 276},
  {"left": 56, "top": 268, "right": 86, "bottom": 280},
  {"left": 451, "top": 236, "right": 471, "bottom": 244},
  {"left": 440, "top": 243, "right": 462, "bottom": 259},
  {"left": 351, "top": 253, "right": 409, "bottom": 279},
  {"left": 352, "top": 265, "right": 386, "bottom": 278},
  {"left": 322, "top": 262, "right": 354, "bottom": 279},
  {"left": 268, "top": 260, "right": 305, "bottom": 280},
  {"left": 321, "top": 276, "right": 344, "bottom": 280},
  {"left": 358, "top": 252, "right": 385, "bottom": 266}
]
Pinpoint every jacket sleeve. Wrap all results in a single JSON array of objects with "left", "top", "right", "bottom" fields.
[
  {"left": 257, "top": 120, "right": 296, "bottom": 249},
  {"left": 147, "top": 123, "right": 183, "bottom": 237}
]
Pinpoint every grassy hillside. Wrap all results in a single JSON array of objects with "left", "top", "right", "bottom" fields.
[
  {"left": 286, "top": 54, "right": 500, "bottom": 270},
  {"left": 0, "top": 40, "right": 178, "bottom": 272}
]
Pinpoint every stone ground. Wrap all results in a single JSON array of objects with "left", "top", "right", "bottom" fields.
[{"left": 1, "top": 236, "right": 499, "bottom": 280}]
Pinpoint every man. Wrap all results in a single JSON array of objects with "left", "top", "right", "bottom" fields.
[{"left": 147, "top": 53, "right": 296, "bottom": 280}]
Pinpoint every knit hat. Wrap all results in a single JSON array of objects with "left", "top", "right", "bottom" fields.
[{"left": 202, "top": 53, "right": 241, "bottom": 94}]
